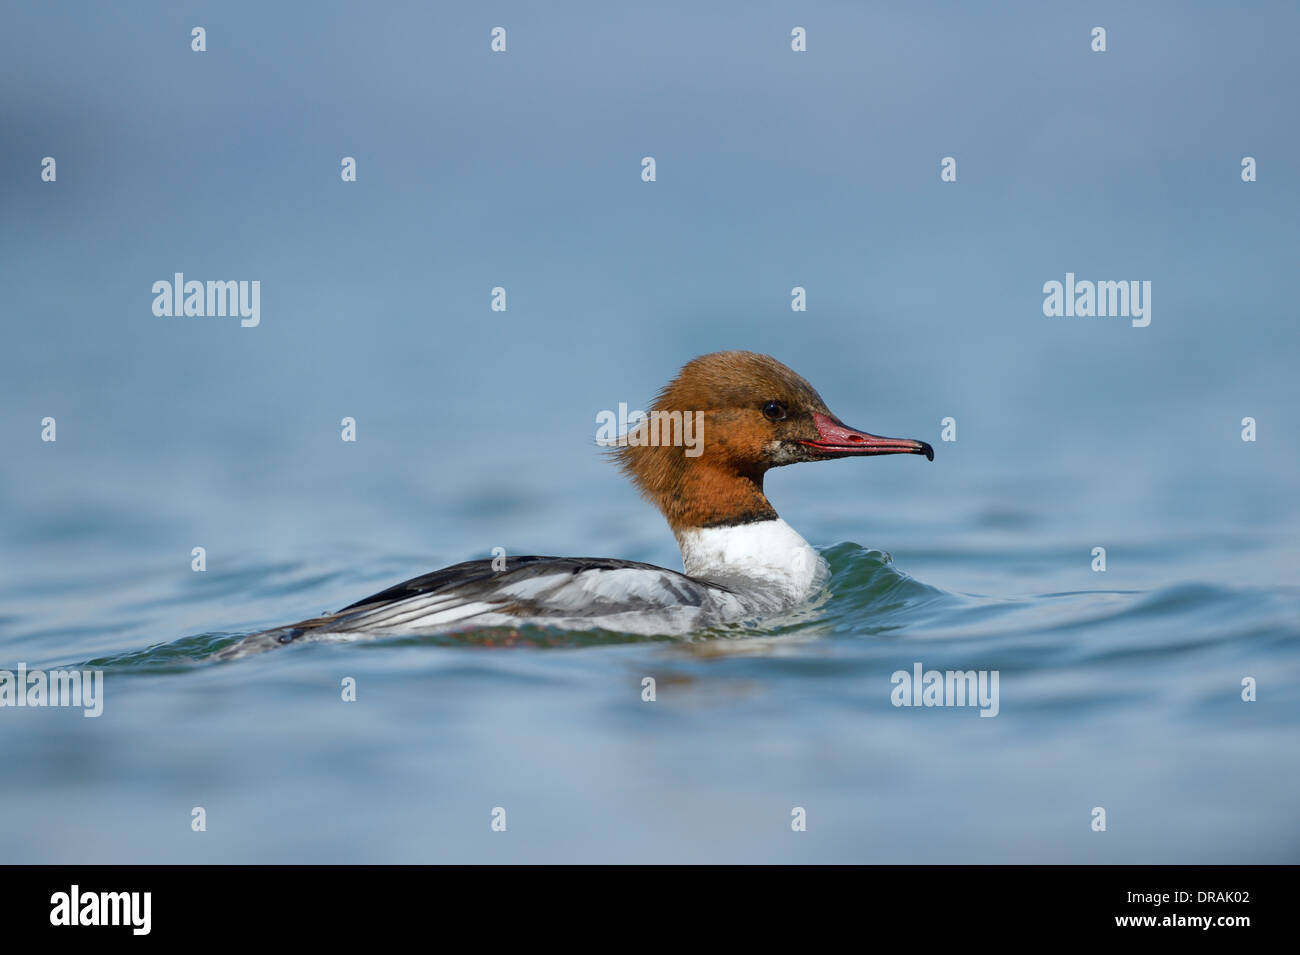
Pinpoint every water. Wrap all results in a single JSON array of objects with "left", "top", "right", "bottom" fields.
[
  {"left": 3, "top": 445, "right": 1297, "bottom": 863},
  {"left": 2, "top": 1, "right": 1299, "bottom": 862}
]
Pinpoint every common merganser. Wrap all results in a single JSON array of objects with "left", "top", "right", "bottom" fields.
[{"left": 219, "top": 351, "right": 932, "bottom": 657}]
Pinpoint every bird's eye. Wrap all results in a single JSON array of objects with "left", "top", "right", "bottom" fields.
[{"left": 762, "top": 400, "right": 788, "bottom": 421}]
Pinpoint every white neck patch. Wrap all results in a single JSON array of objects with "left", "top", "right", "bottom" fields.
[{"left": 675, "top": 519, "right": 827, "bottom": 608}]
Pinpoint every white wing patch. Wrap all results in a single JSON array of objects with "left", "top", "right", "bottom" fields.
[{"left": 323, "top": 565, "right": 749, "bottom": 636}]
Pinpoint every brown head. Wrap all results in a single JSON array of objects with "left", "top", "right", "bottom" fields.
[{"left": 613, "top": 351, "right": 933, "bottom": 533}]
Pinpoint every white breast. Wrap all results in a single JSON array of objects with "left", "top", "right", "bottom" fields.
[{"left": 675, "top": 519, "right": 828, "bottom": 609}]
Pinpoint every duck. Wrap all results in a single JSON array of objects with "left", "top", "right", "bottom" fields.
[{"left": 217, "top": 351, "right": 932, "bottom": 657}]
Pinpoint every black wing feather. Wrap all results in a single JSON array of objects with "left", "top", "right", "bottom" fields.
[{"left": 337, "top": 555, "right": 713, "bottom": 612}]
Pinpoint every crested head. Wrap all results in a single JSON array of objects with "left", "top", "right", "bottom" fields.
[{"left": 612, "top": 351, "right": 933, "bottom": 534}]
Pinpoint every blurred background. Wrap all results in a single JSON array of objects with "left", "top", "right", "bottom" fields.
[{"left": 1, "top": 1, "right": 1297, "bottom": 862}]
